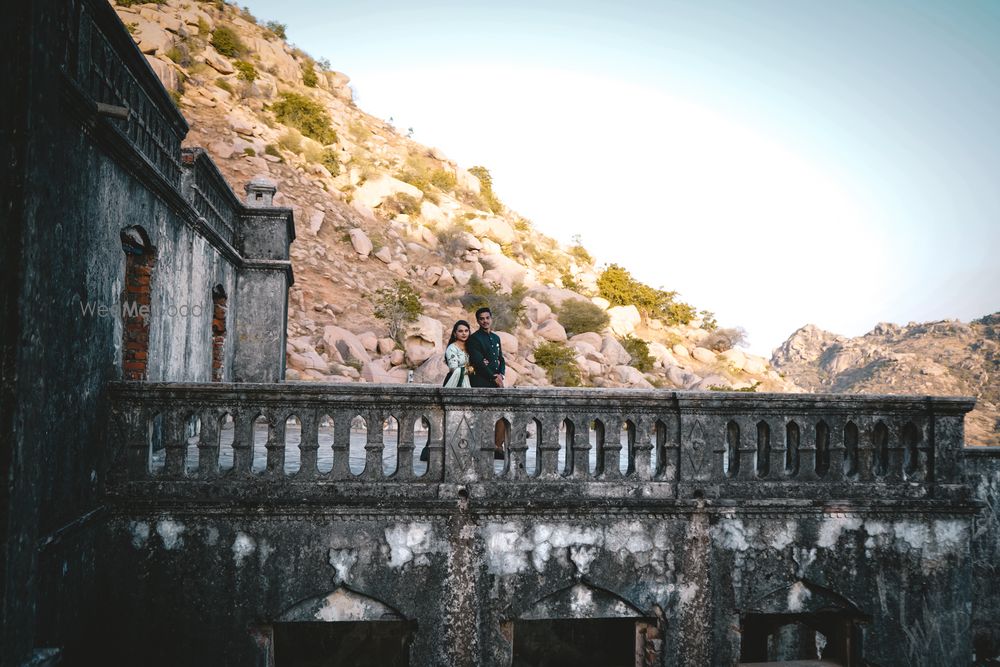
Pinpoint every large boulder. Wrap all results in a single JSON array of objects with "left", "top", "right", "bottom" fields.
[
  {"left": 495, "top": 331, "right": 519, "bottom": 356},
  {"left": 404, "top": 315, "right": 444, "bottom": 365},
  {"left": 323, "top": 326, "right": 371, "bottom": 365},
  {"left": 470, "top": 217, "right": 516, "bottom": 245},
  {"left": 203, "top": 46, "right": 235, "bottom": 74},
  {"left": 479, "top": 253, "right": 527, "bottom": 285},
  {"left": 665, "top": 365, "right": 687, "bottom": 387},
  {"left": 134, "top": 20, "right": 172, "bottom": 55},
  {"left": 348, "top": 228, "right": 372, "bottom": 257},
  {"left": 647, "top": 342, "right": 677, "bottom": 368},
  {"left": 144, "top": 56, "right": 179, "bottom": 92},
  {"left": 672, "top": 343, "right": 690, "bottom": 358},
  {"left": 691, "top": 347, "right": 717, "bottom": 364},
  {"left": 536, "top": 319, "right": 568, "bottom": 342},
  {"left": 353, "top": 175, "right": 423, "bottom": 209},
  {"left": 601, "top": 336, "right": 631, "bottom": 366},
  {"left": 412, "top": 353, "right": 448, "bottom": 385},
  {"left": 613, "top": 365, "right": 654, "bottom": 388},
  {"left": 607, "top": 305, "right": 641, "bottom": 337},
  {"left": 522, "top": 296, "right": 553, "bottom": 325},
  {"left": 719, "top": 348, "right": 746, "bottom": 370},
  {"left": 456, "top": 168, "right": 481, "bottom": 194},
  {"left": 744, "top": 356, "right": 768, "bottom": 375},
  {"left": 358, "top": 331, "right": 379, "bottom": 352},
  {"left": 247, "top": 37, "right": 300, "bottom": 81},
  {"left": 570, "top": 332, "right": 603, "bottom": 349}
]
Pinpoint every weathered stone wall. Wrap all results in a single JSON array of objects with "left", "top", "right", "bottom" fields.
[
  {"left": 95, "top": 383, "right": 981, "bottom": 666},
  {"left": 0, "top": 1, "right": 291, "bottom": 662},
  {"left": 965, "top": 447, "right": 1000, "bottom": 663},
  {"left": 98, "top": 502, "right": 975, "bottom": 666}
]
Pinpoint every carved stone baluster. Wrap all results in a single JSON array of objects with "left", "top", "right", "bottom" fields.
[
  {"left": 569, "top": 415, "right": 592, "bottom": 480},
  {"left": 854, "top": 417, "right": 874, "bottom": 483},
  {"left": 632, "top": 417, "right": 654, "bottom": 482},
  {"left": 363, "top": 408, "right": 385, "bottom": 481},
  {"left": 735, "top": 417, "right": 756, "bottom": 482},
  {"left": 330, "top": 410, "right": 353, "bottom": 480},
  {"left": 655, "top": 414, "right": 681, "bottom": 484},
  {"left": 797, "top": 419, "right": 819, "bottom": 482},
  {"left": 827, "top": 416, "right": 845, "bottom": 483},
  {"left": 163, "top": 411, "right": 188, "bottom": 478},
  {"left": 197, "top": 407, "right": 221, "bottom": 479},
  {"left": 885, "top": 420, "right": 904, "bottom": 483},
  {"left": 124, "top": 403, "right": 150, "bottom": 480},
  {"left": 507, "top": 413, "right": 528, "bottom": 480},
  {"left": 537, "top": 416, "right": 562, "bottom": 479},
  {"left": 425, "top": 410, "right": 445, "bottom": 482},
  {"left": 297, "top": 410, "right": 318, "bottom": 480},
  {"left": 231, "top": 410, "right": 254, "bottom": 475},
  {"left": 600, "top": 416, "right": 623, "bottom": 481},
  {"left": 392, "top": 412, "right": 415, "bottom": 482},
  {"left": 265, "top": 409, "right": 286, "bottom": 477}
]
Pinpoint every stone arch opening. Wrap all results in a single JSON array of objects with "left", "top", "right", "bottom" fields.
[
  {"left": 506, "top": 581, "right": 661, "bottom": 667},
  {"left": 258, "top": 587, "right": 417, "bottom": 667},
  {"left": 120, "top": 225, "right": 156, "bottom": 380},
  {"left": 739, "top": 580, "right": 868, "bottom": 666}
]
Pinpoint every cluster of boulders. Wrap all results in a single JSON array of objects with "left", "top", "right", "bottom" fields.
[{"left": 119, "top": 0, "right": 799, "bottom": 396}]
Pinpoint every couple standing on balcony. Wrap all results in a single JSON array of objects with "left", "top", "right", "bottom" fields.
[
  {"left": 435, "top": 306, "right": 508, "bottom": 460},
  {"left": 442, "top": 306, "right": 506, "bottom": 389}
]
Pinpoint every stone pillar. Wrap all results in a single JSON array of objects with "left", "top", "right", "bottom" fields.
[{"left": 232, "top": 177, "right": 294, "bottom": 383}]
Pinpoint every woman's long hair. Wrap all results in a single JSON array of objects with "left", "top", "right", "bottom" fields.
[{"left": 448, "top": 320, "right": 471, "bottom": 346}]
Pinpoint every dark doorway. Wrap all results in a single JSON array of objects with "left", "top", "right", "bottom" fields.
[
  {"left": 740, "top": 612, "right": 861, "bottom": 665},
  {"left": 272, "top": 621, "right": 415, "bottom": 667},
  {"left": 513, "top": 618, "right": 642, "bottom": 667}
]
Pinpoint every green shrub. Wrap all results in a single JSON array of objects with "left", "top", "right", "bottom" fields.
[
  {"left": 373, "top": 280, "right": 423, "bottom": 343},
  {"left": 569, "top": 243, "right": 593, "bottom": 266},
  {"left": 277, "top": 130, "right": 303, "bottom": 153},
  {"left": 119, "top": 0, "right": 164, "bottom": 6},
  {"left": 459, "top": 278, "right": 526, "bottom": 332},
  {"left": 243, "top": 147, "right": 256, "bottom": 157},
  {"left": 699, "top": 310, "right": 719, "bottom": 331},
  {"left": 165, "top": 46, "right": 185, "bottom": 64},
  {"left": 429, "top": 169, "right": 456, "bottom": 190},
  {"left": 215, "top": 77, "right": 234, "bottom": 94},
  {"left": 557, "top": 299, "right": 609, "bottom": 337},
  {"left": 621, "top": 335, "right": 654, "bottom": 372},
  {"left": 533, "top": 342, "right": 582, "bottom": 387},
  {"left": 168, "top": 89, "right": 182, "bottom": 107},
  {"left": 239, "top": 6, "right": 257, "bottom": 23},
  {"left": 263, "top": 144, "right": 282, "bottom": 161},
  {"left": 233, "top": 60, "right": 257, "bottom": 82},
  {"left": 264, "top": 20, "right": 286, "bottom": 39},
  {"left": 709, "top": 381, "right": 760, "bottom": 393},
  {"left": 319, "top": 148, "right": 340, "bottom": 176},
  {"left": 302, "top": 60, "right": 318, "bottom": 87},
  {"left": 560, "top": 270, "right": 581, "bottom": 292},
  {"left": 395, "top": 169, "right": 429, "bottom": 193},
  {"left": 271, "top": 93, "right": 337, "bottom": 144},
  {"left": 596, "top": 264, "right": 696, "bottom": 325},
  {"left": 467, "top": 165, "right": 503, "bottom": 213},
  {"left": 197, "top": 17, "right": 211, "bottom": 35},
  {"left": 210, "top": 26, "right": 246, "bottom": 58},
  {"left": 380, "top": 193, "right": 421, "bottom": 217}
]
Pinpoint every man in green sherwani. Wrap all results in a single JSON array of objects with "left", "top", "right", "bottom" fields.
[
  {"left": 467, "top": 307, "right": 507, "bottom": 458},
  {"left": 467, "top": 307, "right": 506, "bottom": 388}
]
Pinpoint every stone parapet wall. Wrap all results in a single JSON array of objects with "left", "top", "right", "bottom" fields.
[{"left": 107, "top": 383, "right": 975, "bottom": 504}]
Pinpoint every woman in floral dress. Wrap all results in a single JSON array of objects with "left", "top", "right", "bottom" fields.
[{"left": 442, "top": 320, "right": 473, "bottom": 388}]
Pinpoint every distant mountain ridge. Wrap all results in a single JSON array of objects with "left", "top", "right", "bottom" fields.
[{"left": 771, "top": 314, "right": 1000, "bottom": 446}]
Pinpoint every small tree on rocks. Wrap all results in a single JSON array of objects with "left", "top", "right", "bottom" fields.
[{"left": 373, "top": 280, "right": 422, "bottom": 343}]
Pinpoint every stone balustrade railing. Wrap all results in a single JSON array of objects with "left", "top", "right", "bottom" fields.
[{"left": 106, "top": 382, "right": 975, "bottom": 504}]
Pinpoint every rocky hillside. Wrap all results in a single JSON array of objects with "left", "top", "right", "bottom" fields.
[
  {"left": 772, "top": 314, "right": 1000, "bottom": 446},
  {"left": 115, "top": 0, "right": 797, "bottom": 392}
]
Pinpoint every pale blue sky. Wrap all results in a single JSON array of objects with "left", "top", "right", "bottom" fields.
[{"left": 243, "top": 0, "right": 1000, "bottom": 354}]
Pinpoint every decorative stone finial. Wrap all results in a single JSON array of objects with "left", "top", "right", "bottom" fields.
[{"left": 244, "top": 176, "right": 277, "bottom": 208}]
